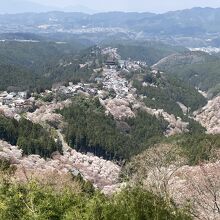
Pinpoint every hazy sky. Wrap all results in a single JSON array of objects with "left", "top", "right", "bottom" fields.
[{"left": 30, "top": 0, "right": 220, "bottom": 13}]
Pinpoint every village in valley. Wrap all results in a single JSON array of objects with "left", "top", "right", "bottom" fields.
[
  {"left": 0, "top": 45, "right": 213, "bottom": 199},
  {"left": 0, "top": 47, "right": 154, "bottom": 193},
  {"left": 0, "top": 47, "right": 146, "bottom": 117},
  {"left": 0, "top": 47, "right": 189, "bottom": 135},
  {"left": 2, "top": 5, "right": 220, "bottom": 218},
  {"left": 0, "top": 46, "right": 210, "bottom": 195},
  {"left": 0, "top": 45, "right": 220, "bottom": 219}
]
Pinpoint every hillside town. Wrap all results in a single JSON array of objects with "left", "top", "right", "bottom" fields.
[
  {"left": 0, "top": 46, "right": 219, "bottom": 218},
  {"left": 0, "top": 47, "right": 191, "bottom": 136},
  {"left": 0, "top": 45, "right": 220, "bottom": 220},
  {"left": 3, "top": 3, "right": 220, "bottom": 219}
]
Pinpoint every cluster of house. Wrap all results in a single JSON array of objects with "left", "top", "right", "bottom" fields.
[
  {"left": 53, "top": 82, "right": 98, "bottom": 97},
  {"left": 102, "top": 47, "right": 120, "bottom": 60},
  {"left": 105, "top": 59, "right": 148, "bottom": 74},
  {"left": 119, "top": 60, "right": 147, "bottom": 70},
  {"left": 0, "top": 91, "right": 35, "bottom": 113},
  {"left": 102, "top": 69, "right": 129, "bottom": 98},
  {"left": 103, "top": 47, "right": 121, "bottom": 69},
  {"left": 102, "top": 47, "right": 148, "bottom": 73}
]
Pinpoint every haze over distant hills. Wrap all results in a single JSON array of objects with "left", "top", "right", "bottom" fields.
[
  {"left": 2, "top": 0, "right": 220, "bottom": 14},
  {"left": 0, "top": 0, "right": 54, "bottom": 13},
  {"left": 1, "top": 7, "right": 220, "bottom": 47},
  {"left": 0, "top": 0, "right": 96, "bottom": 14}
]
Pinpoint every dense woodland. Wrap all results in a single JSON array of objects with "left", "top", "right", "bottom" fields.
[
  {"left": 129, "top": 133, "right": 220, "bottom": 167},
  {"left": 114, "top": 41, "right": 187, "bottom": 65},
  {"left": 0, "top": 42, "right": 98, "bottom": 92},
  {"left": 155, "top": 54, "right": 220, "bottom": 97},
  {"left": 177, "top": 133, "right": 220, "bottom": 165},
  {"left": 0, "top": 157, "right": 191, "bottom": 220},
  {"left": 133, "top": 73, "right": 207, "bottom": 118},
  {"left": 0, "top": 177, "right": 191, "bottom": 220},
  {"left": 0, "top": 64, "right": 37, "bottom": 91},
  {"left": 169, "top": 61, "right": 220, "bottom": 95},
  {"left": 0, "top": 115, "right": 61, "bottom": 158},
  {"left": 59, "top": 96, "right": 168, "bottom": 160}
]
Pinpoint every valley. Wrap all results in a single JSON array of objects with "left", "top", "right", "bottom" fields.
[{"left": 1, "top": 7, "right": 220, "bottom": 219}]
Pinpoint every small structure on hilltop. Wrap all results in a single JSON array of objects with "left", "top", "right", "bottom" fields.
[{"left": 105, "top": 59, "right": 117, "bottom": 67}]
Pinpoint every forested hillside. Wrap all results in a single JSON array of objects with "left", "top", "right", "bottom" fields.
[
  {"left": 59, "top": 96, "right": 168, "bottom": 160},
  {"left": 0, "top": 42, "right": 99, "bottom": 91},
  {"left": 0, "top": 115, "right": 61, "bottom": 157},
  {"left": 0, "top": 41, "right": 84, "bottom": 68},
  {"left": 0, "top": 169, "right": 191, "bottom": 220},
  {"left": 154, "top": 51, "right": 220, "bottom": 97},
  {"left": 0, "top": 19, "right": 219, "bottom": 219},
  {"left": 113, "top": 41, "right": 188, "bottom": 65},
  {"left": 166, "top": 61, "right": 220, "bottom": 95},
  {"left": 128, "top": 67, "right": 207, "bottom": 117},
  {"left": 0, "top": 64, "right": 36, "bottom": 91}
]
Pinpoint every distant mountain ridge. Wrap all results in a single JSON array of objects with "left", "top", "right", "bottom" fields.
[
  {"left": 0, "top": 7, "right": 220, "bottom": 35},
  {"left": 1, "top": 7, "right": 220, "bottom": 47},
  {"left": 0, "top": 1, "right": 97, "bottom": 14}
]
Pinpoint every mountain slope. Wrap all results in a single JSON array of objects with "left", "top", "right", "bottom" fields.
[
  {"left": 153, "top": 51, "right": 220, "bottom": 96},
  {"left": 112, "top": 41, "right": 188, "bottom": 65},
  {"left": 1, "top": 8, "right": 220, "bottom": 37},
  {"left": 153, "top": 51, "right": 219, "bottom": 71}
]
